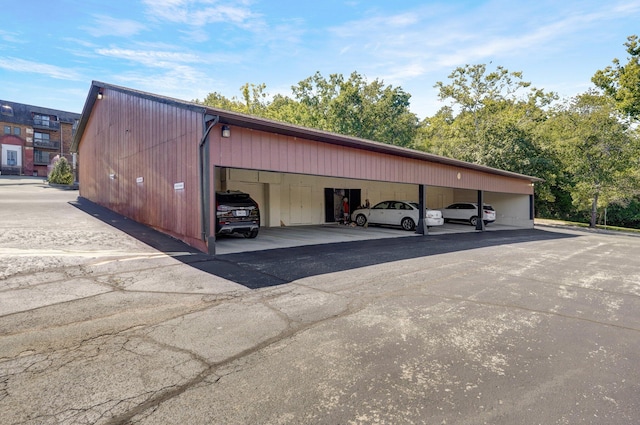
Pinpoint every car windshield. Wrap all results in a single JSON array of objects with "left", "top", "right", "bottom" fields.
[
  {"left": 216, "top": 192, "right": 256, "bottom": 208},
  {"left": 219, "top": 193, "right": 250, "bottom": 201}
]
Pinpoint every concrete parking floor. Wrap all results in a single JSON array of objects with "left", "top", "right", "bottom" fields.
[
  {"left": 214, "top": 216, "right": 515, "bottom": 255},
  {"left": 1, "top": 176, "right": 639, "bottom": 425}
]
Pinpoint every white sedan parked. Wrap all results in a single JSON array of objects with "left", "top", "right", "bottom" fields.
[{"left": 351, "top": 201, "right": 444, "bottom": 231}]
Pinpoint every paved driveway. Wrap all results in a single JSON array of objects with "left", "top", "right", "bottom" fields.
[{"left": 1, "top": 177, "right": 639, "bottom": 424}]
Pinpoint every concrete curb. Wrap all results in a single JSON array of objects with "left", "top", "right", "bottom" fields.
[{"left": 48, "top": 182, "right": 79, "bottom": 190}]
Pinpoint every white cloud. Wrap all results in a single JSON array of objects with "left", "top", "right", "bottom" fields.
[
  {"left": 63, "top": 37, "right": 98, "bottom": 49},
  {"left": 382, "top": 64, "right": 428, "bottom": 82},
  {"left": 0, "top": 57, "right": 82, "bottom": 81},
  {"left": 326, "top": 0, "right": 640, "bottom": 82},
  {"left": 614, "top": 2, "right": 640, "bottom": 14},
  {"left": 95, "top": 46, "right": 242, "bottom": 68},
  {"left": 82, "top": 14, "right": 147, "bottom": 38},
  {"left": 139, "top": 0, "right": 292, "bottom": 45},
  {"left": 178, "top": 27, "right": 211, "bottom": 43},
  {"left": 142, "top": 0, "right": 257, "bottom": 27},
  {"left": 430, "top": 3, "right": 640, "bottom": 69},
  {"left": 113, "top": 64, "right": 218, "bottom": 103},
  {"left": 0, "top": 29, "right": 23, "bottom": 44},
  {"left": 96, "top": 48, "right": 204, "bottom": 67}
]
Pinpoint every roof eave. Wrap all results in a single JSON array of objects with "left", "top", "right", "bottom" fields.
[{"left": 71, "top": 82, "right": 102, "bottom": 153}]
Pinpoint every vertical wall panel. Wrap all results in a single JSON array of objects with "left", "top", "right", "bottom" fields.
[{"left": 78, "top": 87, "right": 206, "bottom": 252}]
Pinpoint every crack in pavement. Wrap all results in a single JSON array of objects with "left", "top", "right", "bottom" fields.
[{"left": 103, "top": 289, "right": 366, "bottom": 425}]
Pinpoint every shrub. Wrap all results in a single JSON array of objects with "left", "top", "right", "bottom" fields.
[
  {"left": 604, "top": 198, "right": 640, "bottom": 229},
  {"left": 48, "top": 157, "right": 74, "bottom": 185}
]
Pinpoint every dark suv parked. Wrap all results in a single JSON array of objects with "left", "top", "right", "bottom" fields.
[{"left": 215, "top": 191, "right": 260, "bottom": 238}]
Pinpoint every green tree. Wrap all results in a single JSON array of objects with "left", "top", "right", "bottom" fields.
[
  {"left": 418, "top": 64, "right": 560, "bottom": 206},
  {"left": 286, "top": 71, "right": 419, "bottom": 146},
  {"left": 196, "top": 71, "right": 419, "bottom": 147},
  {"left": 195, "top": 91, "right": 243, "bottom": 111},
  {"left": 48, "top": 156, "right": 74, "bottom": 185},
  {"left": 289, "top": 72, "right": 342, "bottom": 130},
  {"left": 433, "top": 64, "right": 532, "bottom": 131},
  {"left": 605, "top": 196, "right": 640, "bottom": 228},
  {"left": 329, "top": 72, "right": 418, "bottom": 146},
  {"left": 416, "top": 106, "right": 457, "bottom": 156},
  {"left": 195, "top": 83, "right": 269, "bottom": 115},
  {"left": 545, "top": 91, "right": 640, "bottom": 227},
  {"left": 592, "top": 35, "right": 640, "bottom": 118}
]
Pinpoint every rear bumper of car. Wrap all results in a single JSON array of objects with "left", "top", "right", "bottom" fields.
[
  {"left": 426, "top": 217, "right": 444, "bottom": 226},
  {"left": 216, "top": 222, "right": 259, "bottom": 235},
  {"left": 483, "top": 214, "right": 496, "bottom": 223}
]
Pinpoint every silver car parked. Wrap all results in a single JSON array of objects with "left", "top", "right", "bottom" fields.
[{"left": 442, "top": 202, "right": 496, "bottom": 226}]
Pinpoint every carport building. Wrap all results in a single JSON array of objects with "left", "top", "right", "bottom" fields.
[{"left": 72, "top": 81, "right": 541, "bottom": 255}]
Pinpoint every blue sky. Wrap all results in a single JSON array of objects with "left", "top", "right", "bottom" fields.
[{"left": 1, "top": 0, "right": 639, "bottom": 118}]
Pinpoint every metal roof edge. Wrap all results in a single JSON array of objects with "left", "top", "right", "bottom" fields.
[
  {"left": 72, "top": 81, "right": 207, "bottom": 152},
  {"left": 0, "top": 98, "right": 81, "bottom": 119},
  {"left": 71, "top": 81, "right": 100, "bottom": 153}
]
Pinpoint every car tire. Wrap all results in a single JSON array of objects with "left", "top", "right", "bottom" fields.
[
  {"left": 355, "top": 214, "right": 367, "bottom": 226},
  {"left": 244, "top": 229, "right": 259, "bottom": 238},
  {"left": 470, "top": 216, "right": 478, "bottom": 227},
  {"left": 401, "top": 217, "right": 415, "bottom": 231}
]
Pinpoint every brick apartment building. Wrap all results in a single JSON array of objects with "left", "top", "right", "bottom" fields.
[{"left": 0, "top": 99, "right": 80, "bottom": 177}]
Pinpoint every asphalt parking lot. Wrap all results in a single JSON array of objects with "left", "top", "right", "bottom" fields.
[{"left": 1, "top": 176, "right": 639, "bottom": 425}]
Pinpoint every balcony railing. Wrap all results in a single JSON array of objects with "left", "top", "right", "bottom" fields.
[
  {"left": 33, "top": 151, "right": 54, "bottom": 165},
  {"left": 32, "top": 119, "right": 60, "bottom": 130},
  {"left": 33, "top": 139, "right": 60, "bottom": 150},
  {"left": 0, "top": 165, "right": 21, "bottom": 175}
]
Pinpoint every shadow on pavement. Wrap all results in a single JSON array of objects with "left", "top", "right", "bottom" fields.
[{"left": 71, "top": 197, "right": 579, "bottom": 289}]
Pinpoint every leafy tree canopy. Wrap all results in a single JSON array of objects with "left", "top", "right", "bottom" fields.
[
  {"left": 417, "top": 64, "right": 559, "bottom": 204},
  {"left": 592, "top": 35, "right": 640, "bottom": 118},
  {"left": 195, "top": 71, "right": 419, "bottom": 147},
  {"left": 544, "top": 90, "right": 640, "bottom": 226},
  {"left": 434, "top": 64, "right": 532, "bottom": 113}
]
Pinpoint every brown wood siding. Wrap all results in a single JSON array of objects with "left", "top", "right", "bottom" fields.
[
  {"left": 78, "top": 88, "right": 206, "bottom": 252},
  {"left": 210, "top": 127, "right": 533, "bottom": 195}
]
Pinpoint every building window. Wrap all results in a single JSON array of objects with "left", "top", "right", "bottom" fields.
[
  {"left": 34, "top": 150, "right": 51, "bottom": 164},
  {"left": 13, "top": 127, "right": 21, "bottom": 136},
  {"left": 3, "top": 125, "right": 10, "bottom": 134},
  {"left": 34, "top": 114, "right": 51, "bottom": 127},
  {"left": 7, "top": 150, "right": 18, "bottom": 166},
  {"left": 1, "top": 104, "right": 13, "bottom": 116},
  {"left": 34, "top": 132, "right": 50, "bottom": 142}
]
